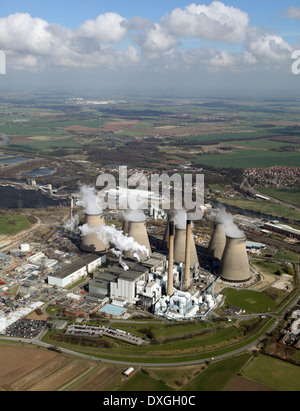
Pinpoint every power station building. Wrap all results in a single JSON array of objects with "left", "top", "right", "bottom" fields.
[
  {"left": 74, "top": 199, "right": 255, "bottom": 320},
  {"left": 79, "top": 208, "right": 219, "bottom": 320},
  {"left": 89, "top": 254, "right": 166, "bottom": 306}
]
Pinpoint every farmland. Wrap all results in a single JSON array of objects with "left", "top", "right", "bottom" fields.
[
  {"left": 256, "top": 187, "right": 300, "bottom": 208},
  {"left": 1, "top": 343, "right": 299, "bottom": 391},
  {"left": 0, "top": 94, "right": 300, "bottom": 171},
  {"left": 0, "top": 343, "right": 124, "bottom": 391}
]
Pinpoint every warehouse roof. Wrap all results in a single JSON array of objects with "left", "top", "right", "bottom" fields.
[{"left": 49, "top": 254, "right": 103, "bottom": 280}]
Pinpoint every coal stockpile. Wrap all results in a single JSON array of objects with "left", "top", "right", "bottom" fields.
[{"left": 0, "top": 186, "right": 64, "bottom": 208}]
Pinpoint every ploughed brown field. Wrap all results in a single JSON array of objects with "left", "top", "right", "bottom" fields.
[
  {"left": 0, "top": 345, "right": 122, "bottom": 391},
  {"left": 225, "top": 376, "right": 277, "bottom": 391}
]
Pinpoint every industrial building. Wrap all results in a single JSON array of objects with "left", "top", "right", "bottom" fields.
[
  {"left": 48, "top": 254, "right": 106, "bottom": 288},
  {"left": 0, "top": 252, "right": 14, "bottom": 269},
  {"left": 264, "top": 221, "right": 300, "bottom": 240},
  {"left": 90, "top": 256, "right": 164, "bottom": 306}
]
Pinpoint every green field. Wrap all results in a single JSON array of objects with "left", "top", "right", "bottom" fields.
[
  {"left": 196, "top": 149, "right": 300, "bottom": 168},
  {"left": 228, "top": 138, "right": 300, "bottom": 149},
  {"left": 256, "top": 187, "right": 300, "bottom": 208},
  {"left": 118, "top": 371, "right": 174, "bottom": 392},
  {"left": 119, "top": 352, "right": 300, "bottom": 391},
  {"left": 214, "top": 196, "right": 300, "bottom": 221},
  {"left": 222, "top": 289, "right": 277, "bottom": 314},
  {"left": 242, "top": 354, "right": 300, "bottom": 391},
  {"left": 3, "top": 137, "right": 82, "bottom": 153},
  {"left": 183, "top": 353, "right": 252, "bottom": 391},
  {"left": 254, "top": 260, "right": 286, "bottom": 275},
  {"left": 0, "top": 215, "right": 31, "bottom": 235}
]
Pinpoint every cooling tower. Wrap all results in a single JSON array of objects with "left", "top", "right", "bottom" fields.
[
  {"left": 167, "top": 221, "right": 175, "bottom": 297},
  {"left": 174, "top": 225, "right": 199, "bottom": 268},
  {"left": 208, "top": 223, "right": 226, "bottom": 261},
  {"left": 218, "top": 235, "right": 251, "bottom": 283},
  {"left": 80, "top": 213, "right": 110, "bottom": 253},
  {"left": 124, "top": 219, "right": 152, "bottom": 262}
]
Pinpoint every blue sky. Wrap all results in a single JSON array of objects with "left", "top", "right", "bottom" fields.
[
  {"left": 0, "top": 0, "right": 296, "bottom": 31},
  {"left": 0, "top": 1, "right": 299, "bottom": 95}
]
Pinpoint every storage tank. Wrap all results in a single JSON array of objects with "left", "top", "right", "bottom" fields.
[
  {"left": 208, "top": 222, "right": 226, "bottom": 261},
  {"left": 20, "top": 243, "right": 30, "bottom": 253},
  {"left": 218, "top": 235, "right": 251, "bottom": 283},
  {"left": 80, "top": 213, "right": 110, "bottom": 253},
  {"left": 124, "top": 218, "right": 152, "bottom": 262}
]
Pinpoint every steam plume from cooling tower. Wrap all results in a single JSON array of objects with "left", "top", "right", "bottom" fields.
[
  {"left": 79, "top": 223, "right": 149, "bottom": 263},
  {"left": 80, "top": 184, "right": 102, "bottom": 215},
  {"left": 122, "top": 208, "right": 147, "bottom": 223},
  {"left": 76, "top": 184, "right": 149, "bottom": 265},
  {"left": 209, "top": 208, "right": 244, "bottom": 239},
  {"left": 174, "top": 209, "right": 194, "bottom": 229}
]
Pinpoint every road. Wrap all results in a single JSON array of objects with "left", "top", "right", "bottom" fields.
[
  {"left": 0, "top": 313, "right": 280, "bottom": 368},
  {"left": 0, "top": 332, "right": 259, "bottom": 367}
]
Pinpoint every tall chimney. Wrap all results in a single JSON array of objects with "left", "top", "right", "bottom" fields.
[
  {"left": 167, "top": 221, "right": 175, "bottom": 297},
  {"left": 185, "top": 220, "right": 191, "bottom": 289},
  {"left": 161, "top": 210, "right": 176, "bottom": 251}
]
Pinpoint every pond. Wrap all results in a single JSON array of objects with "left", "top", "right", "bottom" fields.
[{"left": 21, "top": 168, "right": 56, "bottom": 178}]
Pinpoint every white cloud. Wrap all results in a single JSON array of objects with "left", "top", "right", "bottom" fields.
[
  {"left": 75, "top": 12, "right": 128, "bottom": 43},
  {"left": 0, "top": 5, "right": 295, "bottom": 76},
  {"left": 246, "top": 34, "right": 293, "bottom": 64},
  {"left": 136, "top": 23, "right": 179, "bottom": 55},
  {"left": 282, "top": 6, "right": 300, "bottom": 20},
  {"left": 161, "top": 1, "right": 250, "bottom": 43},
  {"left": 0, "top": 13, "right": 56, "bottom": 55}
]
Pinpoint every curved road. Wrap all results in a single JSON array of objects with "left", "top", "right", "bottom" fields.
[
  {"left": 0, "top": 333, "right": 259, "bottom": 367},
  {"left": 0, "top": 314, "right": 278, "bottom": 368}
]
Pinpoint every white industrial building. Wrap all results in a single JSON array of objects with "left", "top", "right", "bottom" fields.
[
  {"left": 48, "top": 254, "right": 106, "bottom": 288},
  {"left": 27, "top": 252, "right": 46, "bottom": 265}
]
